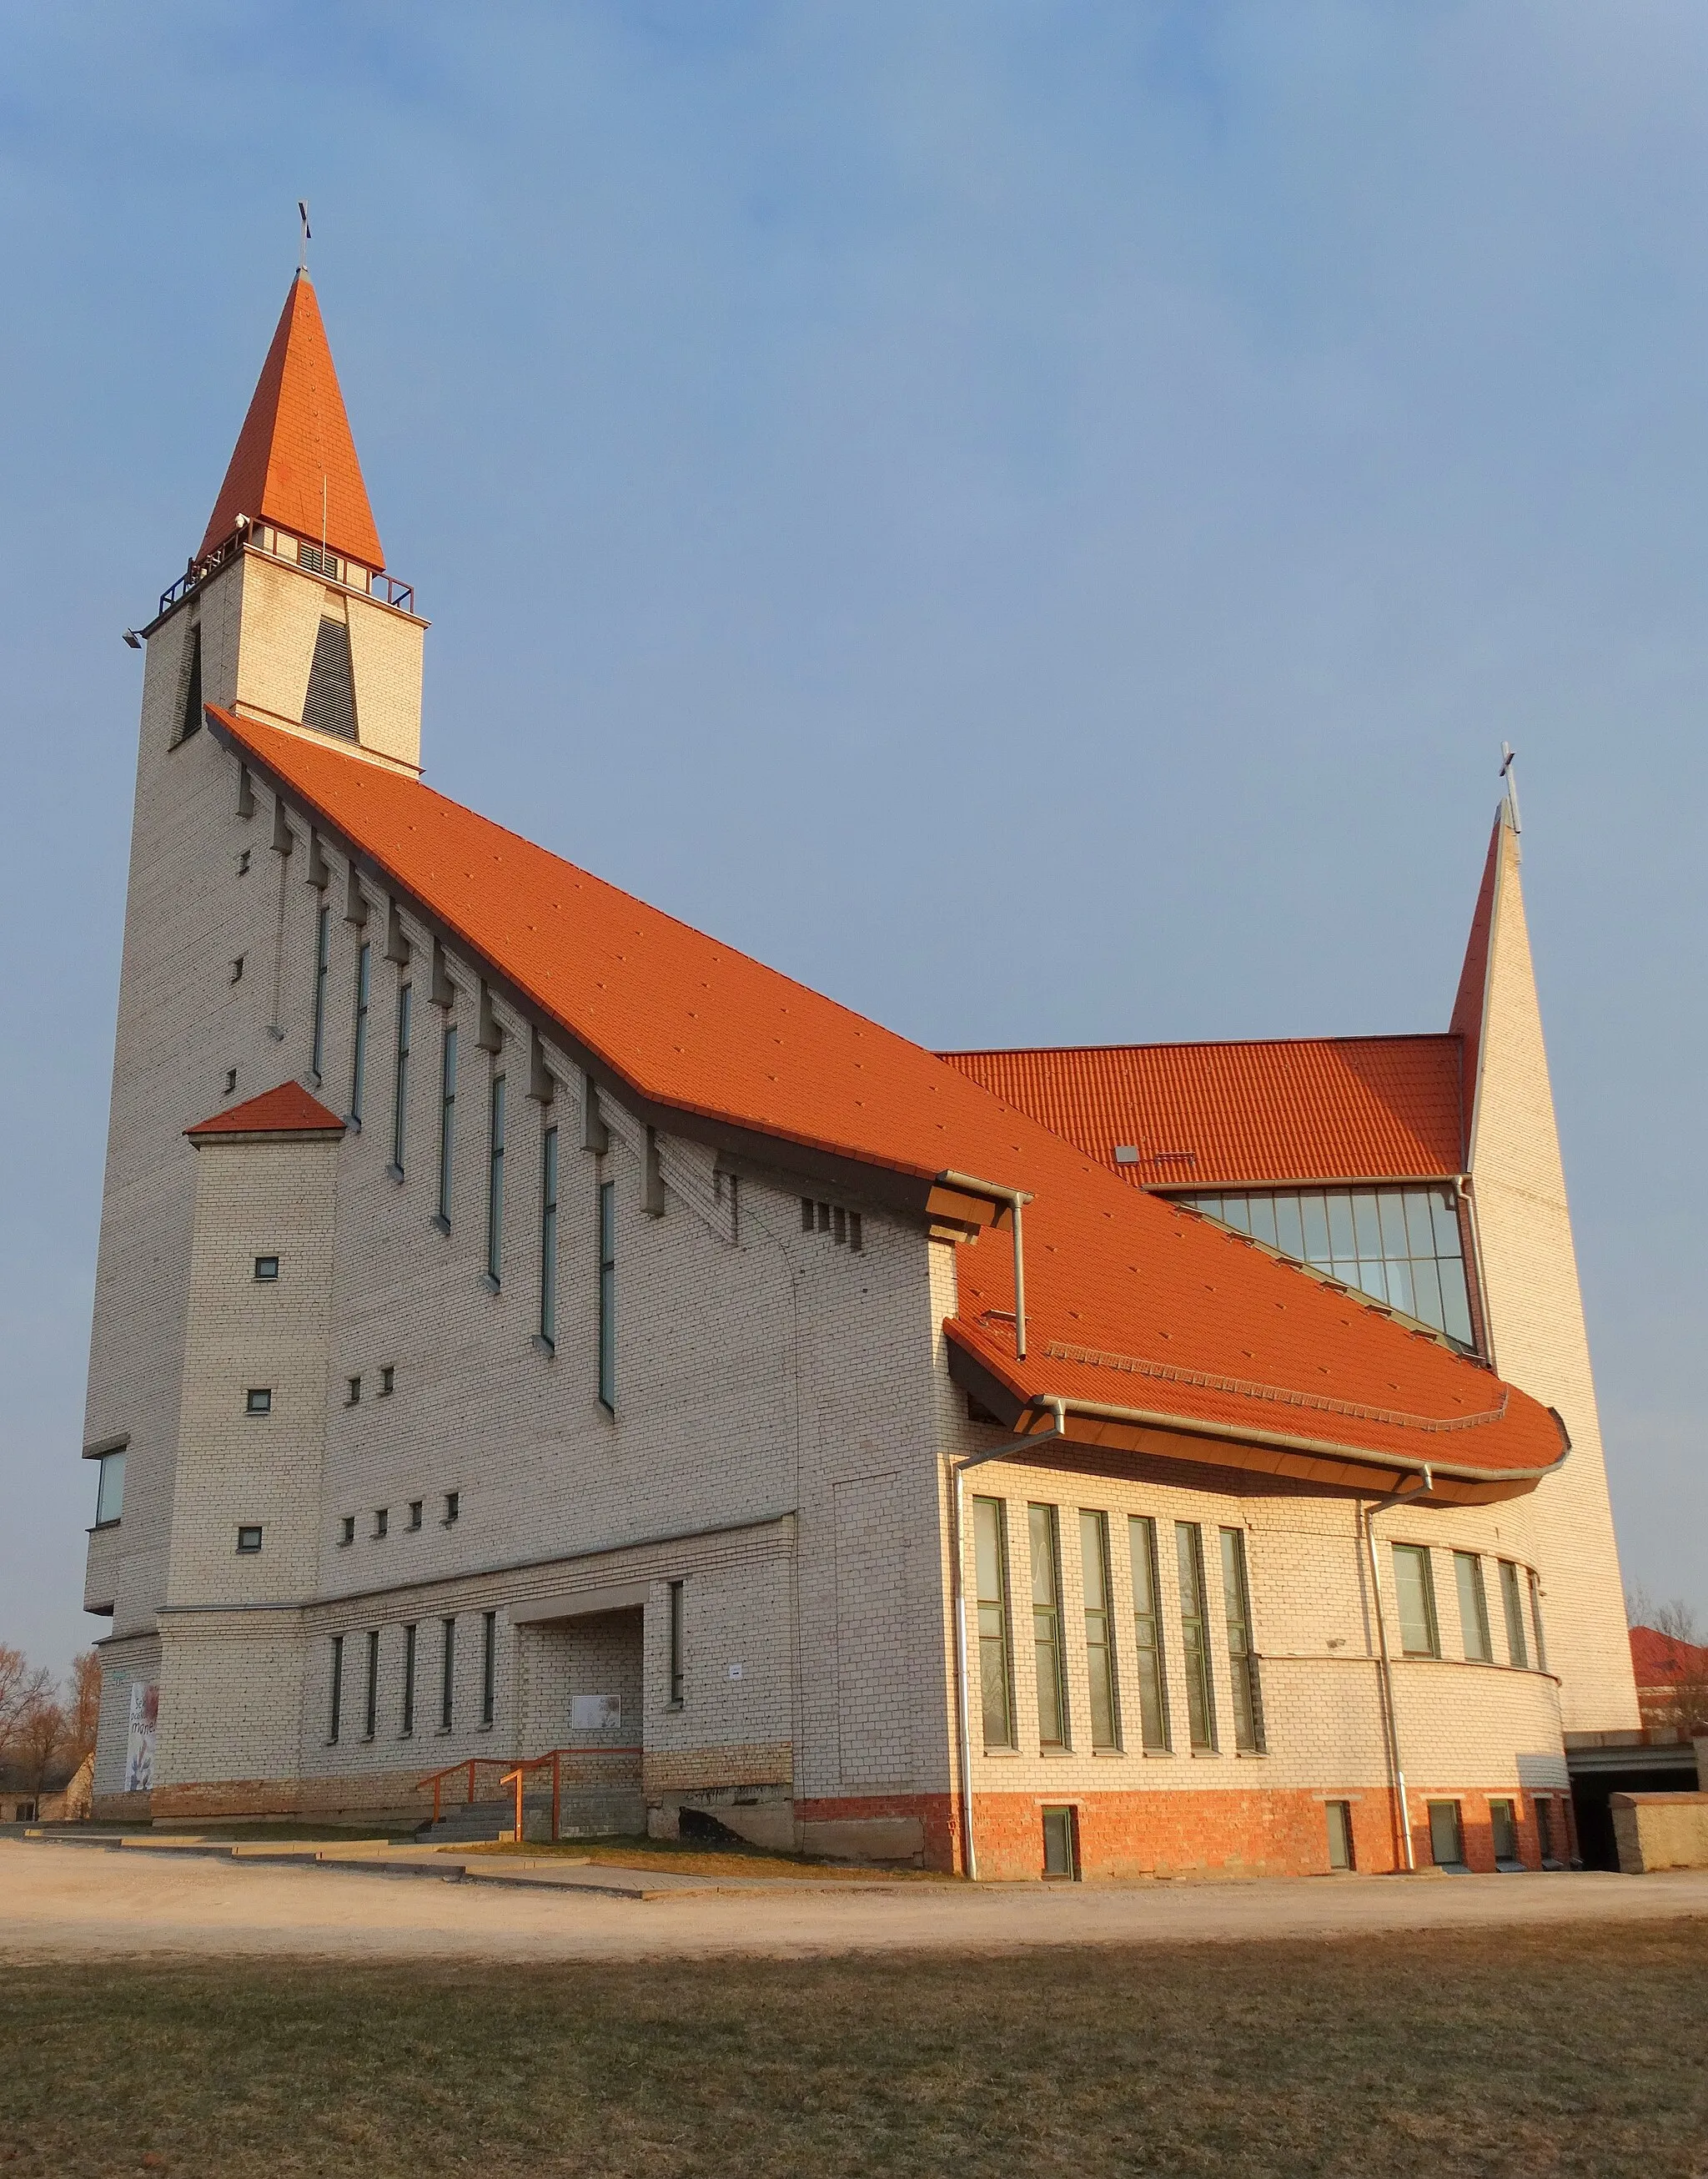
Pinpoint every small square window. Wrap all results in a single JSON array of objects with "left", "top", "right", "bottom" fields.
[
  {"left": 443, "top": 1491, "right": 460, "bottom": 1526},
  {"left": 230, "top": 956, "right": 245, "bottom": 984},
  {"left": 379, "top": 1366, "right": 394, "bottom": 1396},
  {"left": 346, "top": 1376, "right": 361, "bottom": 1407},
  {"left": 236, "top": 1526, "right": 263, "bottom": 1554},
  {"left": 245, "top": 1387, "right": 272, "bottom": 1415},
  {"left": 339, "top": 1516, "right": 355, "bottom": 1547},
  {"left": 407, "top": 1499, "right": 423, "bottom": 1531},
  {"left": 374, "top": 1508, "right": 389, "bottom": 1539},
  {"left": 254, "top": 1256, "right": 279, "bottom": 1282},
  {"left": 224, "top": 1069, "right": 238, "bottom": 1095}
]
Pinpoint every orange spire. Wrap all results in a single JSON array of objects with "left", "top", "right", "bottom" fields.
[{"left": 199, "top": 271, "right": 384, "bottom": 570}]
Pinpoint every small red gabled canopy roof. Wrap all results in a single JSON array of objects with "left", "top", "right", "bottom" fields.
[
  {"left": 938, "top": 1036, "right": 1464, "bottom": 1191},
  {"left": 198, "top": 271, "right": 384, "bottom": 571},
  {"left": 187, "top": 1081, "right": 344, "bottom": 1141},
  {"left": 208, "top": 706, "right": 1567, "bottom": 1503}
]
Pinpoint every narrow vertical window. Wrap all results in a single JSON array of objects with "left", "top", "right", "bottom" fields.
[
  {"left": 311, "top": 903, "right": 331, "bottom": 1081},
  {"left": 391, "top": 982, "right": 412, "bottom": 1174},
  {"left": 1326, "top": 1800, "right": 1355, "bottom": 1871},
  {"left": 328, "top": 1634, "right": 344, "bottom": 1744},
  {"left": 1500, "top": 1559, "right": 1530, "bottom": 1667},
  {"left": 349, "top": 940, "right": 370, "bottom": 1122},
  {"left": 597, "top": 1177, "right": 616, "bottom": 1412},
  {"left": 401, "top": 1623, "right": 417, "bottom": 1737},
  {"left": 1175, "top": 1522, "right": 1216, "bottom": 1751},
  {"left": 481, "top": 1610, "right": 497, "bottom": 1727},
  {"left": 363, "top": 1628, "right": 379, "bottom": 1740},
  {"left": 972, "top": 1497, "right": 1015, "bottom": 1750},
  {"left": 440, "top": 1616, "right": 455, "bottom": 1730},
  {"left": 1079, "top": 1510, "right": 1118, "bottom": 1750},
  {"left": 1455, "top": 1552, "right": 1493, "bottom": 1663},
  {"left": 1220, "top": 1527, "right": 1264, "bottom": 1753},
  {"left": 436, "top": 1023, "right": 457, "bottom": 1224},
  {"left": 539, "top": 1125, "right": 559, "bottom": 1346},
  {"left": 668, "top": 1581, "right": 686, "bottom": 1707},
  {"left": 1128, "top": 1515, "right": 1170, "bottom": 1751},
  {"left": 1029, "top": 1503, "right": 1069, "bottom": 1750},
  {"left": 1393, "top": 1544, "right": 1440, "bottom": 1658},
  {"left": 1535, "top": 1798, "right": 1556, "bottom": 1864},
  {"left": 487, "top": 1074, "right": 505, "bottom": 1284},
  {"left": 1528, "top": 1571, "right": 1549, "bottom": 1673}
]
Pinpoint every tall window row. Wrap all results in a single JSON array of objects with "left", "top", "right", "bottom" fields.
[
  {"left": 972, "top": 1500, "right": 1264, "bottom": 1759},
  {"left": 328, "top": 1612, "right": 498, "bottom": 1744},
  {"left": 1391, "top": 1542, "right": 1548, "bottom": 1670}
]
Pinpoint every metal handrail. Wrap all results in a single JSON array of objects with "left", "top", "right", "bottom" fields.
[
  {"left": 500, "top": 1745, "right": 645, "bottom": 1844},
  {"left": 155, "top": 519, "right": 415, "bottom": 620},
  {"left": 412, "top": 1756, "right": 517, "bottom": 1825}
]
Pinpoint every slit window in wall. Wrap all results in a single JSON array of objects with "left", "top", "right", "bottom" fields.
[
  {"left": 1029, "top": 1503, "right": 1069, "bottom": 1751},
  {"left": 379, "top": 1366, "right": 394, "bottom": 1396},
  {"left": 800, "top": 1198, "right": 814, "bottom": 1232},
  {"left": 254, "top": 1256, "right": 279, "bottom": 1282},
  {"left": 668, "top": 1581, "right": 686, "bottom": 1707},
  {"left": 311, "top": 903, "right": 331, "bottom": 1080},
  {"left": 1220, "top": 1527, "right": 1264, "bottom": 1753},
  {"left": 1128, "top": 1515, "right": 1170, "bottom": 1751},
  {"left": 401, "top": 1623, "right": 417, "bottom": 1737},
  {"left": 176, "top": 622, "right": 203, "bottom": 743},
  {"left": 349, "top": 940, "right": 370, "bottom": 1122},
  {"left": 407, "top": 1499, "right": 422, "bottom": 1531},
  {"left": 224, "top": 1069, "right": 238, "bottom": 1096},
  {"left": 972, "top": 1496, "right": 1015, "bottom": 1750},
  {"left": 339, "top": 1516, "right": 354, "bottom": 1547},
  {"left": 1393, "top": 1545, "right": 1440, "bottom": 1658},
  {"left": 237, "top": 849, "right": 251, "bottom": 877},
  {"left": 597, "top": 1178, "right": 616, "bottom": 1412},
  {"left": 486, "top": 1074, "right": 505, "bottom": 1284},
  {"left": 1528, "top": 1572, "right": 1550, "bottom": 1673},
  {"left": 437, "top": 1023, "right": 457, "bottom": 1225},
  {"left": 1535, "top": 1798, "right": 1557, "bottom": 1865},
  {"left": 390, "top": 982, "right": 411, "bottom": 1175},
  {"left": 230, "top": 956, "right": 244, "bottom": 984},
  {"left": 1175, "top": 1522, "right": 1216, "bottom": 1751},
  {"left": 373, "top": 1507, "right": 388, "bottom": 1539},
  {"left": 236, "top": 1525, "right": 263, "bottom": 1555},
  {"left": 363, "top": 1628, "right": 379, "bottom": 1740},
  {"left": 1455, "top": 1552, "right": 1494, "bottom": 1663},
  {"left": 328, "top": 1636, "right": 344, "bottom": 1744},
  {"left": 539, "top": 1124, "right": 559, "bottom": 1347},
  {"left": 245, "top": 1388, "right": 272, "bottom": 1416},
  {"left": 481, "top": 1611, "right": 497, "bottom": 1727},
  {"left": 1326, "top": 1801, "right": 1356, "bottom": 1871},
  {"left": 1428, "top": 1799, "right": 1466, "bottom": 1870},
  {"left": 1500, "top": 1559, "right": 1530, "bottom": 1667},
  {"left": 440, "top": 1618, "right": 456, "bottom": 1730},
  {"left": 346, "top": 1376, "right": 361, "bottom": 1407},
  {"left": 1079, "top": 1511, "right": 1119, "bottom": 1750},
  {"left": 443, "top": 1491, "right": 460, "bottom": 1526},
  {"left": 93, "top": 1450, "right": 125, "bottom": 1530}
]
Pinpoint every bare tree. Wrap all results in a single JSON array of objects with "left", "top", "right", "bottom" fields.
[
  {"left": 1650, "top": 1599, "right": 1708, "bottom": 1739},
  {"left": 15, "top": 1690, "right": 67, "bottom": 1794},
  {"left": 66, "top": 1651, "right": 101, "bottom": 1768},
  {"left": 0, "top": 1647, "right": 53, "bottom": 1764}
]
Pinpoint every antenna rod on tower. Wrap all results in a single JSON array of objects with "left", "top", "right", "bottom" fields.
[
  {"left": 1499, "top": 742, "right": 1522, "bottom": 836},
  {"left": 298, "top": 200, "right": 312, "bottom": 274}
]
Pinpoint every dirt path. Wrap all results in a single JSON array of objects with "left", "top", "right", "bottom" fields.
[{"left": 5, "top": 1839, "right": 1708, "bottom": 1961}]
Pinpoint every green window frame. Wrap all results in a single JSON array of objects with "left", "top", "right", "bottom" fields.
[
  {"left": 1030, "top": 1503, "right": 1069, "bottom": 1750},
  {"left": 1128, "top": 1515, "right": 1170, "bottom": 1751},
  {"left": 1079, "top": 1510, "right": 1119, "bottom": 1750},
  {"left": 1454, "top": 1552, "right": 1493, "bottom": 1663},
  {"left": 1219, "top": 1527, "right": 1264, "bottom": 1752},
  {"left": 1175, "top": 1522, "right": 1216, "bottom": 1751},
  {"left": 1393, "top": 1543, "right": 1440, "bottom": 1658},
  {"left": 972, "top": 1497, "right": 1016, "bottom": 1750}
]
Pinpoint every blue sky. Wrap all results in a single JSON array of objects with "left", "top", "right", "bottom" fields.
[{"left": 2, "top": 2, "right": 1704, "bottom": 1673}]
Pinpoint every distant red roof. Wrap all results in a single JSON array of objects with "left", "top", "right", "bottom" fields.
[
  {"left": 937, "top": 1037, "right": 1464, "bottom": 1190},
  {"left": 187, "top": 1081, "right": 345, "bottom": 1140},
  {"left": 1630, "top": 1624, "right": 1708, "bottom": 1686},
  {"left": 208, "top": 706, "right": 1566, "bottom": 1499},
  {"left": 198, "top": 273, "right": 384, "bottom": 571}
]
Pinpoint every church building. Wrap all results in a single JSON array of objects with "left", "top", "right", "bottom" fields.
[{"left": 78, "top": 269, "right": 1639, "bottom": 1877}]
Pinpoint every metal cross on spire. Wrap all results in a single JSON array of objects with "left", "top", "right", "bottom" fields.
[
  {"left": 298, "top": 200, "right": 312, "bottom": 274},
  {"left": 1499, "top": 742, "right": 1522, "bottom": 836}
]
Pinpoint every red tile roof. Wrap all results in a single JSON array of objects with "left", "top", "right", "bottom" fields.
[
  {"left": 211, "top": 707, "right": 1565, "bottom": 1496},
  {"left": 937, "top": 1037, "right": 1464, "bottom": 1190},
  {"left": 187, "top": 1081, "right": 345, "bottom": 1140},
  {"left": 1630, "top": 1624, "right": 1708, "bottom": 1686},
  {"left": 198, "top": 273, "right": 384, "bottom": 571}
]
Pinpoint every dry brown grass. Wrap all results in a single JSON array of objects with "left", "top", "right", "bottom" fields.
[
  {"left": 460, "top": 1834, "right": 952, "bottom": 1881},
  {"left": 2, "top": 1920, "right": 1704, "bottom": 2177}
]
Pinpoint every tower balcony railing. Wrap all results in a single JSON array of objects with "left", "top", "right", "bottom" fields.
[{"left": 156, "top": 516, "right": 415, "bottom": 619}]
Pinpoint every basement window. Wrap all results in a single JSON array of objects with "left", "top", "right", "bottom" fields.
[
  {"left": 236, "top": 1526, "right": 263, "bottom": 1555},
  {"left": 245, "top": 1387, "right": 272, "bottom": 1415}
]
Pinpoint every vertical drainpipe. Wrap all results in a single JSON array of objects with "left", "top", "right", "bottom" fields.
[{"left": 1362, "top": 1470, "right": 1433, "bottom": 1873}]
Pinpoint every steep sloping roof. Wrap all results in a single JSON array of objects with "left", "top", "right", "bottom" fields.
[
  {"left": 187, "top": 1081, "right": 345, "bottom": 1140},
  {"left": 198, "top": 273, "right": 384, "bottom": 570},
  {"left": 211, "top": 706, "right": 1565, "bottom": 1495},
  {"left": 937, "top": 1037, "right": 1464, "bottom": 1190},
  {"left": 1449, "top": 812, "right": 1505, "bottom": 1165},
  {"left": 1630, "top": 1624, "right": 1708, "bottom": 1686}
]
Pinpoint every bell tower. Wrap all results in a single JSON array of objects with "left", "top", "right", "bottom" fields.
[{"left": 138, "top": 269, "right": 426, "bottom": 772}]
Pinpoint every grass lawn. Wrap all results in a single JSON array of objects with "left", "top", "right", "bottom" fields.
[
  {"left": 3, "top": 1920, "right": 1703, "bottom": 2176},
  {"left": 462, "top": 1833, "right": 952, "bottom": 1881}
]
